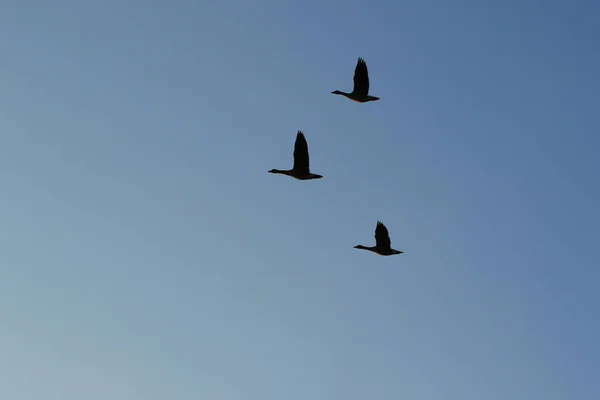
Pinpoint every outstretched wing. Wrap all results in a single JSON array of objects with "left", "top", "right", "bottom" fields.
[
  {"left": 374, "top": 221, "right": 392, "bottom": 249},
  {"left": 293, "top": 131, "right": 310, "bottom": 174},
  {"left": 353, "top": 57, "right": 370, "bottom": 96}
]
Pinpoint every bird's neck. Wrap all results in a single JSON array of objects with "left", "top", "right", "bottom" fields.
[
  {"left": 355, "top": 245, "right": 376, "bottom": 251},
  {"left": 270, "top": 169, "right": 293, "bottom": 176},
  {"left": 334, "top": 91, "right": 351, "bottom": 97}
]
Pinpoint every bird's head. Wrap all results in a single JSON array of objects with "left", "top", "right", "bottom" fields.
[{"left": 331, "top": 90, "right": 343, "bottom": 95}]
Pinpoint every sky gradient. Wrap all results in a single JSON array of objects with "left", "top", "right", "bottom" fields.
[{"left": 1, "top": 0, "right": 599, "bottom": 399}]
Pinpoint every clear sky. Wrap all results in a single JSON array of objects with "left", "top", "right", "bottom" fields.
[{"left": 1, "top": 0, "right": 598, "bottom": 399}]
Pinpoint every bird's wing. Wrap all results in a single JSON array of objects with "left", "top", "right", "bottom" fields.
[
  {"left": 293, "top": 131, "right": 310, "bottom": 173},
  {"left": 374, "top": 221, "right": 391, "bottom": 248},
  {"left": 353, "top": 57, "right": 370, "bottom": 96}
]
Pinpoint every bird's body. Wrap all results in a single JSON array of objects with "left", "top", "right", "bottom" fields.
[
  {"left": 332, "top": 57, "right": 380, "bottom": 103},
  {"left": 269, "top": 131, "right": 323, "bottom": 180},
  {"left": 354, "top": 221, "right": 403, "bottom": 256}
]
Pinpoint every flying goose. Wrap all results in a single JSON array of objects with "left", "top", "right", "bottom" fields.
[
  {"left": 354, "top": 221, "right": 403, "bottom": 256},
  {"left": 268, "top": 131, "right": 323, "bottom": 180},
  {"left": 332, "top": 57, "right": 380, "bottom": 103}
]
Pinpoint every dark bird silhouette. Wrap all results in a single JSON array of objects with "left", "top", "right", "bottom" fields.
[
  {"left": 354, "top": 221, "right": 403, "bottom": 256},
  {"left": 332, "top": 57, "right": 380, "bottom": 103},
  {"left": 268, "top": 131, "right": 323, "bottom": 180}
]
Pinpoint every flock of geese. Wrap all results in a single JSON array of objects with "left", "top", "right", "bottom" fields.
[{"left": 268, "top": 57, "right": 403, "bottom": 257}]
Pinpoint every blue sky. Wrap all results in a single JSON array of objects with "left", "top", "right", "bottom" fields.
[{"left": 1, "top": 0, "right": 598, "bottom": 399}]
